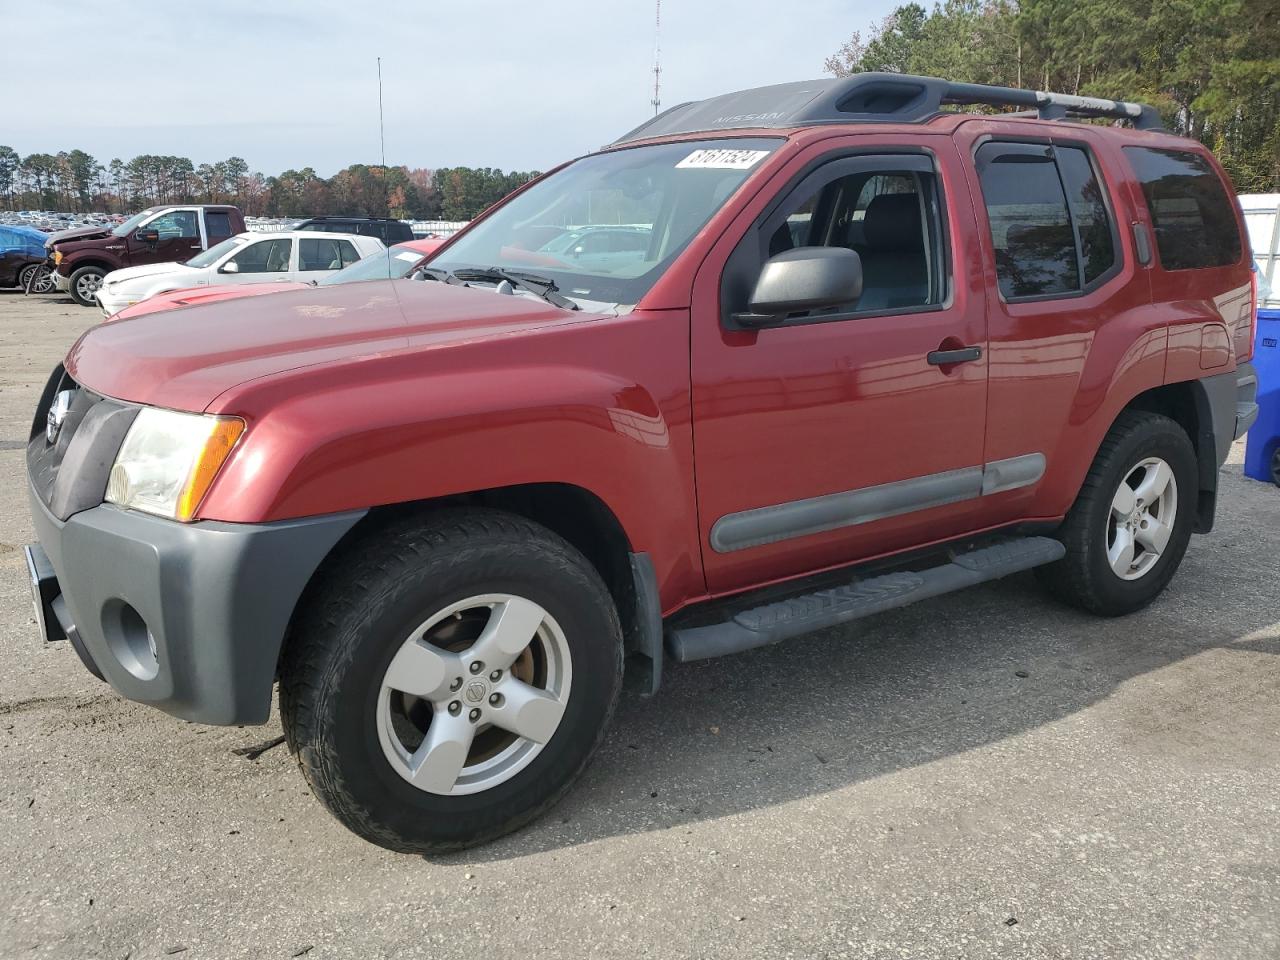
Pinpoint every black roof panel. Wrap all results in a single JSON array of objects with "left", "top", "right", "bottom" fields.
[{"left": 612, "top": 73, "right": 1162, "bottom": 145}]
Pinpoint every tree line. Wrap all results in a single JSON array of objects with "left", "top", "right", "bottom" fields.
[
  {"left": 827, "top": 0, "right": 1279, "bottom": 193},
  {"left": 0, "top": 147, "right": 540, "bottom": 221}
]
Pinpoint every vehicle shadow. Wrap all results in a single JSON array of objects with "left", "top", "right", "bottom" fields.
[{"left": 443, "top": 554, "right": 1280, "bottom": 864}]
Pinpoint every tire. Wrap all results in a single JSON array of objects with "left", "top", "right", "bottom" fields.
[
  {"left": 68, "top": 265, "right": 106, "bottom": 306},
  {"left": 1036, "top": 410, "right": 1197, "bottom": 616},
  {"left": 278, "top": 508, "right": 624, "bottom": 854}
]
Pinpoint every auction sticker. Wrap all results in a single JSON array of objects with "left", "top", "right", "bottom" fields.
[
  {"left": 676, "top": 149, "right": 771, "bottom": 170},
  {"left": 396, "top": 251, "right": 423, "bottom": 262}
]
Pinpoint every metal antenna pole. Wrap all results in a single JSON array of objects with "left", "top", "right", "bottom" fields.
[
  {"left": 651, "top": 0, "right": 662, "bottom": 116},
  {"left": 377, "top": 57, "right": 387, "bottom": 167}
]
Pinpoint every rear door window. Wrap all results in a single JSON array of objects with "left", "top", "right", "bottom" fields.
[
  {"left": 1124, "top": 147, "right": 1242, "bottom": 270},
  {"left": 1056, "top": 147, "right": 1116, "bottom": 285},
  {"left": 976, "top": 141, "right": 1119, "bottom": 300},
  {"left": 976, "top": 143, "right": 1079, "bottom": 299},
  {"left": 299, "top": 237, "right": 362, "bottom": 270},
  {"left": 205, "top": 211, "right": 233, "bottom": 242}
]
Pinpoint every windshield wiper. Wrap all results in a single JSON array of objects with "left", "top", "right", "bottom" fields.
[{"left": 437, "top": 266, "right": 580, "bottom": 311}]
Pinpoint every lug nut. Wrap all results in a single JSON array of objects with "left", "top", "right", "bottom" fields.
[
  {"left": 468, "top": 708, "right": 481, "bottom": 723},
  {"left": 448, "top": 701, "right": 461, "bottom": 716},
  {"left": 449, "top": 677, "right": 463, "bottom": 692},
  {"left": 489, "top": 693, "right": 503, "bottom": 707},
  {"left": 469, "top": 661, "right": 484, "bottom": 674},
  {"left": 489, "top": 669, "right": 502, "bottom": 682}
]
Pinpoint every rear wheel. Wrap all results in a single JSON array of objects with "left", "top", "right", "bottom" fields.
[
  {"left": 68, "top": 265, "right": 105, "bottom": 306},
  {"left": 279, "top": 509, "right": 623, "bottom": 853},
  {"left": 1037, "top": 410, "right": 1197, "bottom": 616}
]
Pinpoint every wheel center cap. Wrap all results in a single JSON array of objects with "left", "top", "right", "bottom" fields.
[{"left": 464, "top": 679, "right": 488, "bottom": 704}]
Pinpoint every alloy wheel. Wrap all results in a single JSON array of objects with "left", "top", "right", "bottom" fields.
[
  {"left": 75, "top": 272, "right": 103, "bottom": 301},
  {"left": 1106, "top": 456, "right": 1177, "bottom": 581},
  {"left": 375, "top": 593, "right": 572, "bottom": 796}
]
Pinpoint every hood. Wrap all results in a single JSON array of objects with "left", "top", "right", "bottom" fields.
[
  {"left": 66, "top": 279, "right": 596, "bottom": 411},
  {"left": 110, "top": 281, "right": 308, "bottom": 321},
  {"left": 47, "top": 225, "right": 112, "bottom": 249},
  {"left": 102, "top": 261, "right": 198, "bottom": 287}
]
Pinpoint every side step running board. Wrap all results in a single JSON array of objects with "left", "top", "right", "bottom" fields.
[{"left": 666, "top": 537, "right": 1065, "bottom": 663}]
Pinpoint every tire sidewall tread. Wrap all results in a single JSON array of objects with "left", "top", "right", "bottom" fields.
[
  {"left": 1039, "top": 410, "right": 1198, "bottom": 616},
  {"left": 278, "top": 508, "right": 624, "bottom": 854}
]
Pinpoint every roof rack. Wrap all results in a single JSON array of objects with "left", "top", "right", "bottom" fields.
[{"left": 612, "top": 72, "right": 1164, "bottom": 144}]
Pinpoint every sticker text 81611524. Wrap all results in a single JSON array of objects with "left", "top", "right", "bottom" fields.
[{"left": 675, "top": 149, "right": 772, "bottom": 171}]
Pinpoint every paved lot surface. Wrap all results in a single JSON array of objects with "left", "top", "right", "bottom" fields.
[{"left": 0, "top": 289, "right": 1278, "bottom": 959}]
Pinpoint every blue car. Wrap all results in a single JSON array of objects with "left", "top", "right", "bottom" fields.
[{"left": 0, "top": 225, "right": 52, "bottom": 292}]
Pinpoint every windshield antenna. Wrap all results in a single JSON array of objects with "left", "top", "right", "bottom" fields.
[
  {"left": 377, "top": 56, "right": 393, "bottom": 281},
  {"left": 377, "top": 57, "right": 387, "bottom": 167},
  {"left": 651, "top": 0, "right": 662, "bottom": 116}
]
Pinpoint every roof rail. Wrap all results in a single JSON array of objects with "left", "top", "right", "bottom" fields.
[{"left": 612, "top": 73, "right": 1164, "bottom": 144}]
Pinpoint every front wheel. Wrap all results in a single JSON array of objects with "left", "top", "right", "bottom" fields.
[
  {"left": 19, "top": 263, "right": 52, "bottom": 294},
  {"left": 1037, "top": 410, "right": 1197, "bottom": 616},
  {"left": 68, "top": 265, "right": 106, "bottom": 306},
  {"left": 279, "top": 509, "right": 624, "bottom": 853}
]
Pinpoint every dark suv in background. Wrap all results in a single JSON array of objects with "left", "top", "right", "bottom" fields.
[{"left": 294, "top": 216, "right": 414, "bottom": 244}]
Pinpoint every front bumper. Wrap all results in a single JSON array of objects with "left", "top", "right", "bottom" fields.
[
  {"left": 27, "top": 480, "right": 362, "bottom": 725},
  {"left": 94, "top": 289, "right": 132, "bottom": 317},
  {"left": 51, "top": 269, "right": 70, "bottom": 293}
]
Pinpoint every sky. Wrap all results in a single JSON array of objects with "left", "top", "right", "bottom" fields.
[{"left": 4, "top": 0, "right": 897, "bottom": 176}]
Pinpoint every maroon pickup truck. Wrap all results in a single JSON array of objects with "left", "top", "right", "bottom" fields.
[{"left": 48, "top": 205, "right": 245, "bottom": 306}]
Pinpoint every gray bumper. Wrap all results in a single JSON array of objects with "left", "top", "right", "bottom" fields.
[
  {"left": 28, "top": 482, "right": 362, "bottom": 725},
  {"left": 1201, "top": 361, "right": 1259, "bottom": 468},
  {"left": 51, "top": 270, "right": 70, "bottom": 293},
  {"left": 1234, "top": 362, "right": 1259, "bottom": 440}
]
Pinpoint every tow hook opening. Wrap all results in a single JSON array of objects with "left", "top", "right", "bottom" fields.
[{"left": 102, "top": 599, "right": 159, "bottom": 680}]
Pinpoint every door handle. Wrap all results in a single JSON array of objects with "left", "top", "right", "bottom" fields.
[{"left": 927, "top": 346, "right": 982, "bottom": 365}]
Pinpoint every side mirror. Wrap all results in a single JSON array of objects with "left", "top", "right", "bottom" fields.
[
  {"left": 134, "top": 228, "right": 160, "bottom": 244},
  {"left": 220, "top": 260, "right": 240, "bottom": 274},
  {"left": 733, "top": 246, "right": 863, "bottom": 328}
]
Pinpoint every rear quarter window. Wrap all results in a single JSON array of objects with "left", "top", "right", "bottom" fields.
[
  {"left": 205, "top": 211, "right": 233, "bottom": 241},
  {"left": 1124, "top": 147, "right": 1242, "bottom": 270}
]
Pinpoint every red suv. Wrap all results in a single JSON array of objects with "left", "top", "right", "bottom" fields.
[{"left": 24, "top": 74, "right": 1259, "bottom": 853}]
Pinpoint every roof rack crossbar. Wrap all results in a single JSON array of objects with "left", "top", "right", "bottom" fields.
[
  {"left": 940, "top": 80, "right": 1163, "bottom": 130},
  {"left": 611, "top": 72, "right": 1164, "bottom": 144}
]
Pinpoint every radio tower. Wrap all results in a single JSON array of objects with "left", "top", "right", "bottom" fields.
[{"left": 651, "top": 0, "right": 662, "bottom": 115}]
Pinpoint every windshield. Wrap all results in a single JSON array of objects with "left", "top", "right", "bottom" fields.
[
  {"left": 430, "top": 137, "right": 781, "bottom": 306},
  {"left": 111, "top": 210, "right": 155, "bottom": 237},
  {"left": 185, "top": 235, "right": 249, "bottom": 268},
  {"left": 316, "top": 243, "right": 425, "bottom": 285}
]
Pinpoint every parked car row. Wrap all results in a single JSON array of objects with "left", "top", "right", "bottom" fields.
[
  {"left": 95, "top": 230, "right": 387, "bottom": 316},
  {"left": 30, "top": 205, "right": 444, "bottom": 307},
  {"left": 0, "top": 210, "right": 122, "bottom": 234},
  {"left": 107, "top": 237, "right": 444, "bottom": 320}
]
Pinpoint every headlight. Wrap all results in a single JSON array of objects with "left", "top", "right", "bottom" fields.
[{"left": 105, "top": 408, "right": 245, "bottom": 521}]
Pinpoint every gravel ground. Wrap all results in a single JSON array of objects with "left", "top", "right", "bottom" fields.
[{"left": 1, "top": 289, "right": 1278, "bottom": 960}]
